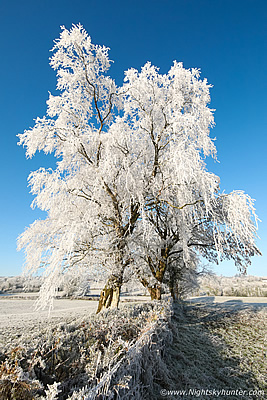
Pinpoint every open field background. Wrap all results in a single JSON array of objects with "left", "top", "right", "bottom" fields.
[
  {"left": 1, "top": 295, "right": 267, "bottom": 331},
  {"left": 1, "top": 274, "right": 267, "bottom": 299},
  {"left": 196, "top": 275, "right": 267, "bottom": 297}
]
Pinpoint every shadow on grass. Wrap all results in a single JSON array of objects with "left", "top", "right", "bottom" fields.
[
  {"left": 188, "top": 296, "right": 267, "bottom": 310},
  {"left": 154, "top": 302, "right": 266, "bottom": 400}
]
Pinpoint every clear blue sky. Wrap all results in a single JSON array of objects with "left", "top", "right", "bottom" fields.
[{"left": 0, "top": 0, "right": 266, "bottom": 277}]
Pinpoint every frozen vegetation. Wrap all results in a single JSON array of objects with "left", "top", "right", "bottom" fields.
[
  {"left": 0, "top": 298, "right": 99, "bottom": 331},
  {"left": 0, "top": 275, "right": 92, "bottom": 297},
  {"left": 195, "top": 275, "right": 267, "bottom": 297},
  {"left": 0, "top": 276, "right": 42, "bottom": 294},
  {"left": 1, "top": 274, "right": 267, "bottom": 298},
  {"left": 164, "top": 301, "right": 266, "bottom": 400},
  {"left": 0, "top": 297, "right": 266, "bottom": 399},
  {"left": 0, "top": 299, "right": 172, "bottom": 399},
  {"left": 2, "top": 23, "right": 264, "bottom": 399},
  {"left": 17, "top": 24, "right": 260, "bottom": 312}
]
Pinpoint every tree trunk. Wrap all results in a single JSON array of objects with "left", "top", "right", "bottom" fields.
[
  {"left": 169, "top": 275, "right": 179, "bottom": 300},
  {"left": 138, "top": 276, "right": 162, "bottom": 301},
  {"left": 147, "top": 284, "right": 162, "bottom": 300},
  {"left": 170, "top": 286, "right": 176, "bottom": 300},
  {"left": 169, "top": 281, "right": 183, "bottom": 301},
  {"left": 96, "top": 276, "right": 122, "bottom": 314},
  {"left": 170, "top": 285, "right": 179, "bottom": 300}
]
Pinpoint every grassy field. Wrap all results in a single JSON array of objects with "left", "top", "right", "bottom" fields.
[{"left": 157, "top": 301, "right": 266, "bottom": 399}]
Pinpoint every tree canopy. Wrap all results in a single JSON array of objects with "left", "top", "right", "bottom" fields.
[{"left": 18, "top": 24, "right": 260, "bottom": 311}]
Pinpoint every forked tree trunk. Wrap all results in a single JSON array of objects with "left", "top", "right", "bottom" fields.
[
  {"left": 147, "top": 284, "right": 162, "bottom": 300},
  {"left": 141, "top": 255, "right": 167, "bottom": 301},
  {"left": 97, "top": 186, "right": 139, "bottom": 314},
  {"left": 139, "top": 277, "right": 162, "bottom": 301},
  {"left": 96, "top": 275, "right": 122, "bottom": 314}
]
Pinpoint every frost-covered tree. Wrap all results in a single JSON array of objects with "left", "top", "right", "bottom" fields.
[
  {"left": 119, "top": 61, "right": 260, "bottom": 301},
  {"left": 18, "top": 24, "right": 139, "bottom": 311},
  {"left": 18, "top": 24, "right": 260, "bottom": 312},
  {"left": 133, "top": 194, "right": 260, "bottom": 301}
]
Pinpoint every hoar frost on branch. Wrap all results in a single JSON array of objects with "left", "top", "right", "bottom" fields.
[{"left": 17, "top": 24, "right": 261, "bottom": 312}]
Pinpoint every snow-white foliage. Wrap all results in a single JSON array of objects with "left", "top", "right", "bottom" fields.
[
  {"left": 42, "top": 382, "right": 62, "bottom": 400},
  {"left": 0, "top": 276, "right": 41, "bottom": 293},
  {"left": 18, "top": 24, "right": 260, "bottom": 309}
]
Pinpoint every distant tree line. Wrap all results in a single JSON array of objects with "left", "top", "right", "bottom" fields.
[{"left": 195, "top": 275, "right": 267, "bottom": 297}]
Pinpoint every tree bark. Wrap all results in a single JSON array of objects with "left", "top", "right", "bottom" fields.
[
  {"left": 170, "top": 286, "right": 176, "bottom": 300},
  {"left": 97, "top": 184, "right": 140, "bottom": 314},
  {"left": 169, "top": 284, "right": 179, "bottom": 300},
  {"left": 147, "top": 284, "right": 162, "bottom": 300},
  {"left": 138, "top": 276, "right": 162, "bottom": 300},
  {"left": 96, "top": 278, "right": 122, "bottom": 314}
]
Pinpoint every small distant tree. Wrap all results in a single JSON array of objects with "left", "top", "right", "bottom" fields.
[{"left": 18, "top": 24, "right": 260, "bottom": 312}]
